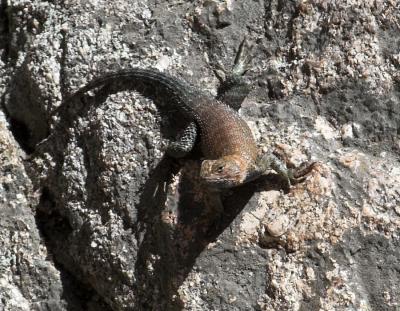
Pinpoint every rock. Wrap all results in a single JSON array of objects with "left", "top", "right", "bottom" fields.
[
  {"left": 265, "top": 214, "right": 290, "bottom": 237},
  {"left": 1, "top": 0, "right": 399, "bottom": 310}
]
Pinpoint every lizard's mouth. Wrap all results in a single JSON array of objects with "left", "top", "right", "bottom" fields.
[{"left": 201, "top": 176, "right": 243, "bottom": 188}]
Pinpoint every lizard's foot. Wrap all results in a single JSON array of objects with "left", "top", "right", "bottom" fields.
[
  {"left": 165, "top": 121, "right": 197, "bottom": 158},
  {"left": 214, "top": 38, "right": 254, "bottom": 111},
  {"left": 252, "top": 152, "right": 316, "bottom": 189},
  {"left": 232, "top": 37, "right": 253, "bottom": 77},
  {"left": 288, "top": 161, "right": 318, "bottom": 184},
  {"left": 214, "top": 37, "right": 253, "bottom": 81},
  {"left": 272, "top": 147, "right": 318, "bottom": 184}
]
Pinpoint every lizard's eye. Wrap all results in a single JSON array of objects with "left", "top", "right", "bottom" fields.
[{"left": 216, "top": 165, "right": 224, "bottom": 173}]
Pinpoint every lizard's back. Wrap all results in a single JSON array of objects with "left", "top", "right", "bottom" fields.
[
  {"left": 69, "top": 68, "right": 257, "bottom": 162},
  {"left": 193, "top": 98, "right": 257, "bottom": 162}
]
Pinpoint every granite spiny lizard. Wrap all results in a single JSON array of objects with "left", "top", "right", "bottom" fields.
[{"left": 60, "top": 39, "right": 314, "bottom": 189}]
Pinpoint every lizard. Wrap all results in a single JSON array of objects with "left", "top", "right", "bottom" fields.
[{"left": 59, "top": 39, "right": 315, "bottom": 190}]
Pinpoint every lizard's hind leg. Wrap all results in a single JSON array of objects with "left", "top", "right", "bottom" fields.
[
  {"left": 166, "top": 121, "right": 198, "bottom": 158},
  {"left": 215, "top": 38, "right": 253, "bottom": 111}
]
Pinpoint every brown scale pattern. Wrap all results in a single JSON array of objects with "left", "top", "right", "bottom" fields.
[{"left": 193, "top": 97, "right": 258, "bottom": 163}]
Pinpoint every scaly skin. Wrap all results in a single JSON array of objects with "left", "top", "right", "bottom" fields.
[
  {"left": 60, "top": 39, "right": 313, "bottom": 189},
  {"left": 195, "top": 98, "right": 258, "bottom": 188}
]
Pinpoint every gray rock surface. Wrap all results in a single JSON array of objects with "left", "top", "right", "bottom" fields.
[{"left": 1, "top": 0, "right": 399, "bottom": 310}]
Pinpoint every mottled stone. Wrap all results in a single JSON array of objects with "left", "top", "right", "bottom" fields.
[
  {"left": 265, "top": 214, "right": 290, "bottom": 237},
  {"left": 1, "top": 0, "right": 400, "bottom": 310}
]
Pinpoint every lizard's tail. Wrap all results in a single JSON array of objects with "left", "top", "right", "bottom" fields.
[{"left": 59, "top": 68, "right": 198, "bottom": 116}]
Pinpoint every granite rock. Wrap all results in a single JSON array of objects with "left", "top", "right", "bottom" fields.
[{"left": 1, "top": 0, "right": 399, "bottom": 310}]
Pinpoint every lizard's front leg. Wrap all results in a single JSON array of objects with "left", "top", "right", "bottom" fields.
[
  {"left": 165, "top": 121, "right": 198, "bottom": 158},
  {"left": 245, "top": 152, "right": 315, "bottom": 188}
]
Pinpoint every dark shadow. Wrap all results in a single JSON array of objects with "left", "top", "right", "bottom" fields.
[
  {"left": 7, "top": 116, "right": 34, "bottom": 153},
  {"left": 132, "top": 156, "right": 183, "bottom": 310},
  {"left": 0, "top": 85, "right": 36, "bottom": 154},
  {"left": 131, "top": 153, "right": 286, "bottom": 309},
  {"left": 0, "top": 0, "right": 10, "bottom": 62},
  {"left": 28, "top": 76, "right": 196, "bottom": 310},
  {"left": 4, "top": 64, "right": 51, "bottom": 153},
  {"left": 35, "top": 188, "right": 112, "bottom": 311},
  {"left": 28, "top": 72, "right": 302, "bottom": 310}
]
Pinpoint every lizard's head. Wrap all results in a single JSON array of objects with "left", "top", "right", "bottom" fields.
[{"left": 200, "top": 155, "right": 246, "bottom": 189}]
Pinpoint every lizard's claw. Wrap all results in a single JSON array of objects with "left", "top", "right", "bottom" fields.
[
  {"left": 232, "top": 37, "right": 253, "bottom": 77},
  {"left": 212, "top": 60, "right": 227, "bottom": 82},
  {"left": 288, "top": 161, "right": 318, "bottom": 185},
  {"left": 211, "top": 37, "right": 254, "bottom": 82}
]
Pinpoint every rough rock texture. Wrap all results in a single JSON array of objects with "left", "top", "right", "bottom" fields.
[
  {"left": 0, "top": 110, "right": 90, "bottom": 311},
  {"left": 1, "top": 0, "right": 399, "bottom": 310}
]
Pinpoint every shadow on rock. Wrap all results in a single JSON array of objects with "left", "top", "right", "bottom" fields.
[
  {"left": 27, "top": 77, "right": 287, "bottom": 310},
  {"left": 132, "top": 156, "right": 285, "bottom": 310}
]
